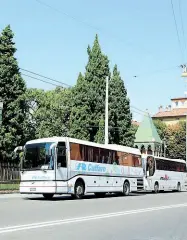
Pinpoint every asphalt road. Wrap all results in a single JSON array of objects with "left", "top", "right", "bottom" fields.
[{"left": 1, "top": 192, "right": 187, "bottom": 239}]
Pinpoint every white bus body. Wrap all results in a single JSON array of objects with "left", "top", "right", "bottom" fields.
[
  {"left": 18, "top": 137, "right": 144, "bottom": 199},
  {"left": 142, "top": 155, "right": 186, "bottom": 192}
]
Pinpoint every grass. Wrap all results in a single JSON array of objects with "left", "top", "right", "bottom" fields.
[{"left": 0, "top": 183, "right": 19, "bottom": 191}]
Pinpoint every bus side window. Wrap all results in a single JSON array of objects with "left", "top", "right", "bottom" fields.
[{"left": 57, "top": 142, "right": 67, "bottom": 168}]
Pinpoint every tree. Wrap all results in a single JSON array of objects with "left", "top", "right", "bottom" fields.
[
  {"left": 0, "top": 25, "right": 26, "bottom": 160},
  {"left": 23, "top": 87, "right": 72, "bottom": 139},
  {"left": 131, "top": 124, "right": 138, "bottom": 138},
  {"left": 165, "top": 121, "right": 186, "bottom": 159},
  {"left": 109, "top": 65, "right": 134, "bottom": 146},
  {"left": 153, "top": 120, "right": 167, "bottom": 140},
  {"left": 94, "top": 115, "right": 105, "bottom": 144},
  {"left": 86, "top": 35, "right": 110, "bottom": 142},
  {"left": 69, "top": 73, "right": 91, "bottom": 140},
  {"left": 70, "top": 35, "right": 110, "bottom": 142}
]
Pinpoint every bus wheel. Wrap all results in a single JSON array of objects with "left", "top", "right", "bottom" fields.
[
  {"left": 43, "top": 193, "right": 54, "bottom": 200},
  {"left": 154, "top": 182, "right": 159, "bottom": 193},
  {"left": 74, "top": 180, "right": 85, "bottom": 199},
  {"left": 177, "top": 182, "right": 181, "bottom": 192},
  {"left": 123, "top": 181, "right": 130, "bottom": 196}
]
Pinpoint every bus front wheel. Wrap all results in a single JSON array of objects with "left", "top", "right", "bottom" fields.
[
  {"left": 74, "top": 180, "right": 85, "bottom": 199},
  {"left": 43, "top": 193, "right": 54, "bottom": 200}
]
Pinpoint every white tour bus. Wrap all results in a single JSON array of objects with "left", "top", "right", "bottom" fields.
[
  {"left": 142, "top": 154, "right": 187, "bottom": 193},
  {"left": 16, "top": 137, "right": 144, "bottom": 199}
]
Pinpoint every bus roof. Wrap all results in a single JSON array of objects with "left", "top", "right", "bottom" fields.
[
  {"left": 26, "top": 137, "right": 141, "bottom": 155},
  {"left": 146, "top": 155, "right": 186, "bottom": 164}
]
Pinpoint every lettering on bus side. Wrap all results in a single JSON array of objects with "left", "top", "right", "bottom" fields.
[
  {"left": 75, "top": 163, "right": 106, "bottom": 173},
  {"left": 32, "top": 176, "right": 50, "bottom": 180}
]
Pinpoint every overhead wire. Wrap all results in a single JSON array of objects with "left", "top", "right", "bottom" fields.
[
  {"left": 130, "top": 105, "right": 147, "bottom": 114},
  {"left": 170, "top": 0, "right": 184, "bottom": 62},
  {"left": 21, "top": 67, "right": 153, "bottom": 119},
  {"left": 133, "top": 65, "right": 180, "bottom": 78},
  {"left": 20, "top": 68, "right": 72, "bottom": 88},
  {"left": 35, "top": 0, "right": 101, "bottom": 32},
  {"left": 34, "top": 0, "right": 152, "bottom": 55},
  {"left": 21, "top": 73, "right": 61, "bottom": 88},
  {"left": 178, "top": 0, "right": 187, "bottom": 62}
]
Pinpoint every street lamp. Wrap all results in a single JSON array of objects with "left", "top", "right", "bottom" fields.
[
  {"left": 0, "top": 102, "right": 3, "bottom": 126},
  {"left": 180, "top": 66, "right": 187, "bottom": 164},
  {"left": 105, "top": 76, "right": 109, "bottom": 145},
  {"left": 186, "top": 113, "right": 187, "bottom": 165}
]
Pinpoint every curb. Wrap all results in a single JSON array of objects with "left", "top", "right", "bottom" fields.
[{"left": 0, "top": 190, "right": 19, "bottom": 194}]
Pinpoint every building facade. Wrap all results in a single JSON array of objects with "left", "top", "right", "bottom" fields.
[{"left": 152, "top": 97, "right": 187, "bottom": 125}]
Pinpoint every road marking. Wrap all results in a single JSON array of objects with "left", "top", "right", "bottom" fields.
[{"left": 1, "top": 202, "right": 187, "bottom": 234}]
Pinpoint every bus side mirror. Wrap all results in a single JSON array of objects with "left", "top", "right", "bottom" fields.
[{"left": 13, "top": 146, "right": 24, "bottom": 160}]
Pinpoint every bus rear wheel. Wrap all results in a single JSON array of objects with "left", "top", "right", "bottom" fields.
[
  {"left": 154, "top": 182, "right": 159, "bottom": 193},
  {"left": 122, "top": 181, "right": 130, "bottom": 196},
  {"left": 177, "top": 182, "right": 181, "bottom": 192},
  {"left": 43, "top": 193, "right": 54, "bottom": 200}
]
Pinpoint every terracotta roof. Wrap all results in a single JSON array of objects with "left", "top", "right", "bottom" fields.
[
  {"left": 171, "top": 97, "right": 187, "bottom": 101},
  {"left": 153, "top": 108, "right": 187, "bottom": 118}
]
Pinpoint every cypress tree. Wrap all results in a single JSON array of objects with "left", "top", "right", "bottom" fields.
[
  {"left": 109, "top": 64, "right": 134, "bottom": 146},
  {"left": 0, "top": 25, "right": 26, "bottom": 159},
  {"left": 94, "top": 115, "right": 105, "bottom": 144},
  {"left": 69, "top": 73, "right": 91, "bottom": 140},
  {"left": 85, "top": 34, "right": 109, "bottom": 142},
  {"left": 70, "top": 35, "right": 109, "bottom": 142}
]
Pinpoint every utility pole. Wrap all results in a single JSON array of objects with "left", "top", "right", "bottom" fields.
[
  {"left": 105, "top": 76, "right": 109, "bottom": 145},
  {"left": 181, "top": 65, "right": 187, "bottom": 165}
]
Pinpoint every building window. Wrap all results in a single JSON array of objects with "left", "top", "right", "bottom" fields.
[{"left": 175, "top": 101, "right": 178, "bottom": 107}]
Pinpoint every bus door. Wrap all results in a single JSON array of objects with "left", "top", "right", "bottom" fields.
[
  {"left": 146, "top": 156, "right": 155, "bottom": 187},
  {"left": 55, "top": 142, "right": 68, "bottom": 192}
]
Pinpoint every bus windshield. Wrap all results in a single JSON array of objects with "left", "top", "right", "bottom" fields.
[{"left": 22, "top": 142, "right": 55, "bottom": 170}]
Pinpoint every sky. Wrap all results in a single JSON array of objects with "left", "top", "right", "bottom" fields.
[{"left": 1, "top": 0, "right": 187, "bottom": 122}]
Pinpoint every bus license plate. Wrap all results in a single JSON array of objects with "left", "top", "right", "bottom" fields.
[{"left": 30, "top": 188, "right": 36, "bottom": 191}]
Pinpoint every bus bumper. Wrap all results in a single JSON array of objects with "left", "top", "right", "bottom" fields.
[{"left": 19, "top": 181, "right": 56, "bottom": 194}]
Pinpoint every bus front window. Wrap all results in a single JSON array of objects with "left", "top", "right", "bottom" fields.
[{"left": 23, "top": 142, "right": 55, "bottom": 170}]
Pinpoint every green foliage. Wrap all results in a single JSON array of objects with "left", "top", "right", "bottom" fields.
[
  {"left": 69, "top": 73, "right": 91, "bottom": 140},
  {"left": 109, "top": 65, "right": 134, "bottom": 146},
  {"left": 154, "top": 120, "right": 186, "bottom": 159},
  {"left": 0, "top": 28, "right": 138, "bottom": 162},
  {"left": 70, "top": 35, "right": 110, "bottom": 142},
  {"left": 86, "top": 35, "right": 110, "bottom": 142},
  {"left": 0, "top": 25, "right": 26, "bottom": 159},
  {"left": 95, "top": 115, "right": 105, "bottom": 144},
  {"left": 165, "top": 121, "right": 186, "bottom": 160},
  {"left": 131, "top": 124, "right": 138, "bottom": 137},
  {"left": 153, "top": 120, "right": 167, "bottom": 140},
  {"left": 23, "top": 87, "right": 72, "bottom": 139}
]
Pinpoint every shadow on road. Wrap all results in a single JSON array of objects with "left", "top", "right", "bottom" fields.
[
  {"left": 23, "top": 192, "right": 148, "bottom": 201},
  {"left": 22, "top": 190, "right": 183, "bottom": 201}
]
